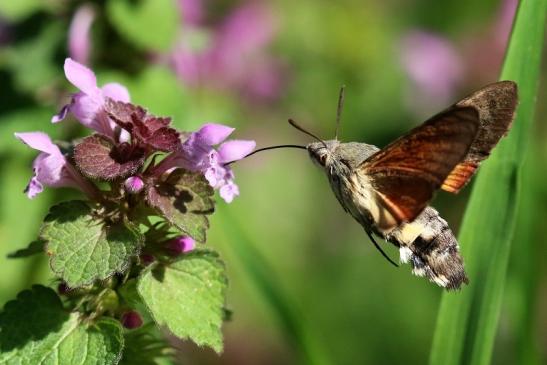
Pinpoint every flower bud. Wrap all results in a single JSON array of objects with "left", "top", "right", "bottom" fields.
[
  {"left": 124, "top": 176, "right": 144, "bottom": 194},
  {"left": 121, "top": 310, "right": 143, "bottom": 329},
  {"left": 166, "top": 236, "right": 195, "bottom": 255}
]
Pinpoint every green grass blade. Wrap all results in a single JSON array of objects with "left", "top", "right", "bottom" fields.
[
  {"left": 216, "top": 204, "right": 331, "bottom": 365},
  {"left": 507, "top": 144, "right": 543, "bottom": 365},
  {"left": 429, "top": 0, "right": 546, "bottom": 365}
]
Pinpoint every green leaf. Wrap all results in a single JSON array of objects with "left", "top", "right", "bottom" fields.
[
  {"left": 107, "top": 0, "right": 179, "bottom": 52},
  {"left": 0, "top": 0, "right": 52, "bottom": 21},
  {"left": 41, "top": 201, "right": 144, "bottom": 288},
  {"left": 0, "top": 285, "right": 124, "bottom": 365},
  {"left": 137, "top": 250, "right": 227, "bottom": 353},
  {"left": 120, "top": 326, "right": 172, "bottom": 365},
  {"left": 146, "top": 169, "right": 215, "bottom": 243},
  {"left": 7, "top": 240, "right": 44, "bottom": 259},
  {"left": 429, "top": 1, "right": 546, "bottom": 365}
]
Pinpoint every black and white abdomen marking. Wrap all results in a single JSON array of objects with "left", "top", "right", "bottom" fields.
[{"left": 385, "top": 207, "right": 469, "bottom": 290}]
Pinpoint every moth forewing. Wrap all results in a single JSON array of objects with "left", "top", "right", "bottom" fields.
[
  {"left": 359, "top": 105, "right": 480, "bottom": 226},
  {"left": 442, "top": 80, "right": 518, "bottom": 193}
]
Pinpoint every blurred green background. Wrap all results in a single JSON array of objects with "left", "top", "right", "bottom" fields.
[{"left": 0, "top": 0, "right": 545, "bottom": 364}]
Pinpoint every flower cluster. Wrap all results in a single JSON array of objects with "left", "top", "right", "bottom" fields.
[
  {"left": 16, "top": 58, "right": 255, "bottom": 204},
  {"left": 170, "top": 0, "right": 285, "bottom": 101}
]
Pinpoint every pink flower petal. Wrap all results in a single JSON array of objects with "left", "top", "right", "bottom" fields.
[
  {"left": 70, "top": 92, "right": 103, "bottom": 128},
  {"left": 36, "top": 153, "right": 68, "bottom": 187},
  {"left": 14, "top": 132, "right": 61, "bottom": 155},
  {"left": 25, "top": 175, "right": 44, "bottom": 199},
  {"left": 64, "top": 58, "right": 100, "bottom": 97},
  {"left": 51, "top": 104, "right": 70, "bottom": 123},
  {"left": 218, "top": 140, "right": 255, "bottom": 163},
  {"left": 219, "top": 181, "right": 239, "bottom": 203},
  {"left": 102, "top": 83, "right": 131, "bottom": 102},
  {"left": 68, "top": 5, "right": 95, "bottom": 65},
  {"left": 196, "top": 123, "right": 234, "bottom": 145}
]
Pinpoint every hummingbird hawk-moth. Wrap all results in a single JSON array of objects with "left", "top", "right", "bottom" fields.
[
  {"left": 242, "top": 81, "right": 517, "bottom": 289},
  {"left": 305, "top": 81, "right": 517, "bottom": 290}
]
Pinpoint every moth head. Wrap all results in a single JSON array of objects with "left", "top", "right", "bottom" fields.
[{"left": 307, "top": 140, "right": 339, "bottom": 167}]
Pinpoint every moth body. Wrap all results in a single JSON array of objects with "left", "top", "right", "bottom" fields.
[{"left": 308, "top": 140, "right": 468, "bottom": 289}]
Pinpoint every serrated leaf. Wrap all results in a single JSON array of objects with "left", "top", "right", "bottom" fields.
[
  {"left": 41, "top": 201, "right": 144, "bottom": 287},
  {"left": 137, "top": 250, "right": 227, "bottom": 353},
  {"left": 146, "top": 169, "right": 214, "bottom": 242},
  {"left": 7, "top": 240, "right": 44, "bottom": 259},
  {"left": 74, "top": 134, "right": 145, "bottom": 180},
  {"left": 107, "top": 0, "right": 179, "bottom": 52},
  {"left": 0, "top": 285, "right": 124, "bottom": 365}
]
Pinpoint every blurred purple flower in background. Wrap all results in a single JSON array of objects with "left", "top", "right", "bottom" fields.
[
  {"left": 463, "top": 0, "right": 517, "bottom": 85},
  {"left": 400, "top": 30, "right": 464, "bottom": 110},
  {"left": 68, "top": 4, "right": 95, "bottom": 65},
  {"left": 14, "top": 132, "right": 96, "bottom": 199},
  {"left": 399, "top": 0, "right": 517, "bottom": 115},
  {"left": 170, "top": 0, "right": 285, "bottom": 101},
  {"left": 52, "top": 58, "right": 130, "bottom": 139}
]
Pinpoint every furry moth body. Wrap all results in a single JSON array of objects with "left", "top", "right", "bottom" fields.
[{"left": 307, "top": 81, "right": 517, "bottom": 289}]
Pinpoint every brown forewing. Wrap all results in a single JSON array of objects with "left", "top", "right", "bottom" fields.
[
  {"left": 441, "top": 81, "right": 518, "bottom": 193},
  {"left": 359, "top": 107, "right": 479, "bottom": 224}
]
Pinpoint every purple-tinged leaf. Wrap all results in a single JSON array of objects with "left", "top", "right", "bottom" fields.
[
  {"left": 74, "top": 134, "right": 145, "bottom": 180},
  {"left": 146, "top": 169, "right": 214, "bottom": 242},
  {"left": 146, "top": 127, "right": 181, "bottom": 151},
  {"left": 106, "top": 99, "right": 181, "bottom": 152}
]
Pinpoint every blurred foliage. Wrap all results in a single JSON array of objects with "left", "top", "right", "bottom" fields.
[{"left": 0, "top": 0, "right": 545, "bottom": 364}]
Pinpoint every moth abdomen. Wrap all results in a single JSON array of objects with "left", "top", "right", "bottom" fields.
[{"left": 387, "top": 207, "right": 469, "bottom": 289}]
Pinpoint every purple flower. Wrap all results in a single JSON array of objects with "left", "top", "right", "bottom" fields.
[
  {"left": 14, "top": 132, "right": 97, "bottom": 199},
  {"left": 124, "top": 176, "right": 144, "bottom": 194},
  {"left": 400, "top": 30, "right": 463, "bottom": 108},
  {"left": 68, "top": 5, "right": 95, "bottom": 65},
  {"left": 178, "top": 0, "right": 202, "bottom": 26},
  {"left": 182, "top": 124, "right": 254, "bottom": 203},
  {"left": 156, "top": 123, "right": 255, "bottom": 203},
  {"left": 166, "top": 236, "right": 195, "bottom": 255},
  {"left": 170, "top": 1, "right": 284, "bottom": 101},
  {"left": 52, "top": 58, "right": 130, "bottom": 139}
]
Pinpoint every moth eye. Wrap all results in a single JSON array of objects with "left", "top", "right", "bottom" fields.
[{"left": 319, "top": 154, "right": 327, "bottom": 165}]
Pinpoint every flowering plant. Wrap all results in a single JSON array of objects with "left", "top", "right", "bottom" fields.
[{"left": 1, "top": 59, "right": 255, "bottom": 363}]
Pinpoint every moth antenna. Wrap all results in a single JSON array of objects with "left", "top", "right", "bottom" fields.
[
  {"left": 335, "top": 85, "right": 345, "bottom": 140},
  {"left": 224, "top": 144, "right": 306, "bottom": 166},
  {"left": 288, "top": 118, "right": 328, "bottom": 149},
  {"left": 366, "top": 231, "right": 399, "bottom": 268}
]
